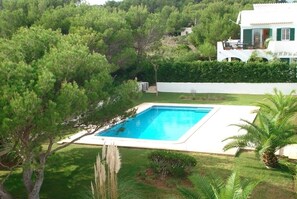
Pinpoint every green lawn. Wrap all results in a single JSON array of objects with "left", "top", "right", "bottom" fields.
[
  {"left": 135, "top": 92, "right": 266, "bottom": 105},
  {"left": 3, "top": 146, "right": 295, "bottom": 199},
  {"left": 1, "top": 93, "right": 296, "bottom": 199}
]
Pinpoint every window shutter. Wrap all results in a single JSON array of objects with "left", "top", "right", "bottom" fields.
[
  {"left": 277, "top": 28, "right": 281, "bottom": 41},
  {"left": 269, "top": 29, "right": 272, "bottom": 37},
  {"left": 280, "top": 58, "right": 290, "bottom": 63},
  {"left": 290, "top": 28, "right": 295, "bottom": 41},
  {"left": 243, "top": 29, "right": 252, "bottom": 46}
]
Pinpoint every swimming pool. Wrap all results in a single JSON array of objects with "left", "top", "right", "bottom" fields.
[
  {"left": 59, "top": 103, "right": 258, "bottom": 155},
  {"left": 96, "top": 106, "right": 212, "bottom": 141}
]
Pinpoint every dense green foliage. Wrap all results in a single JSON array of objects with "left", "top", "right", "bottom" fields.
[
  {"left": 0, "top": 17, "right": 139, "bottom": 199},
  {"left": 148, "top": 150, "right": 197, "bottom": 178},
  {"left": 139, "top": 61, "right": 297, "bottom": 83},
  {"left": 0, "top": 0, "right": 277, "bottom": 65}
]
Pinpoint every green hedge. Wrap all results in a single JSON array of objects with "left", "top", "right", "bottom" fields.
[
  {"left": 148, "top": 150, "right": 197, "bottom": 178},
  {"left": 138, "top": 61, "right": 297, "bottom": 83}
]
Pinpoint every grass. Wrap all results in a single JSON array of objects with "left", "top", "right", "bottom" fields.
[
  {"left": 1, "top": 93, "right": 296, "bottom": 199},
  {"left": 2, "top": 146, "right": 295, "bottom": 199},
  {"left": 135, "top": 92, "right": 266, "bottom": 105},
  {"left": 234, "top": 151, "right": 295, "bottom": 199}
]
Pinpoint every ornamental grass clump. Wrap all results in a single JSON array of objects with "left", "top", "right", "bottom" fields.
[{"left": 91, "top": 144, "right": 121, "bottom": 199}]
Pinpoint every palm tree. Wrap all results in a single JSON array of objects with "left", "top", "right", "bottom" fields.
[
  {"left": 179, "top": 172, "right": 259, "bottom": 199},
  {"left": 223, "top": 89, "right": 297, "bottom": 168},
  {"left": 224, "top": 112, "right": 297, "bottom": 168},
  {"left": 224, "top": 89, "right": 297, "bottom": 167}
]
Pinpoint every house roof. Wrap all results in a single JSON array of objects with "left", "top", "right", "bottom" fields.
[{"left": 237, "top": 3, "right": 297, "bottom": 26}]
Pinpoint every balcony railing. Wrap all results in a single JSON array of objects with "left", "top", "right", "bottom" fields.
[
  {"left": 222, "top": 39, "right": 264, "bottom": 50},
  {"left": 217, "top": 40, "right": 297, "bottom": 62}
]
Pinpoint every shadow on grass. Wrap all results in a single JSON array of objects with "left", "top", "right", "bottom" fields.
[
  {"left": 3, "top": 172, "right": 25, "bottom": 199},
  {"left": 2, "top": 147, "right": 101, "bottom": 199},
  {"left": 41, "top": 147, "right": 99, "bottom": 199},
  {"left": 3, "top": 147, "right": 295, "bottom": 199},
  {"left": 42, "top": 147, "right": 158, "bottom": 199},
  {"left": 2, "top": 147, "right": 160, "bottom": 199},
  {"left": 252, "top": 181, "right": 296, "bottom": 199},
  {"left": 234, "top": 151, "right": 296, "bottom": 199},
  {"left": 243, "top": 165, "right": 294, "bottom": 180}
]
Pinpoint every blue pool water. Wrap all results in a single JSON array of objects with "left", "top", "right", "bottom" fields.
[{"left": 96, "top": 106, "right": 212, "bottom": 141}]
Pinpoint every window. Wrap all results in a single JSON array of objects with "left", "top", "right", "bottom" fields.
[
  {"left": 277, "top": 28, "right": 295, "bottom": 41},
  {"left": 280, "top": 58, "right": 290, "bottom": 63},
  {"left": 281, "top": 28, "right": 290, "bottom": 40}
]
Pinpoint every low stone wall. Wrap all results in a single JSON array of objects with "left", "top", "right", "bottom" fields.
[{"left": 157, "top": 82, "right": 297, "bottom": 95}]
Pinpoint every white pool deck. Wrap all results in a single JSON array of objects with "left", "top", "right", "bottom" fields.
[{"left": 59, "top": 103, "right": 260, "bottom": 156}]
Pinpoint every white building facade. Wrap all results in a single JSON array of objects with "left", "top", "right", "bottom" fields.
[
  {"left": 181, "top": 27, "right": 193, "bottom": 36},
  {"left": 217, "top": 3, "right": 297, "bottom": 63}
]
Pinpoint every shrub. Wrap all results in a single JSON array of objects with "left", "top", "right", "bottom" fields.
[
  {"left": 138, "top": 60, "right": 297, "bottom": 83},
  {"left": 148, "top": 150, "right": 197, "bottom": 178}
]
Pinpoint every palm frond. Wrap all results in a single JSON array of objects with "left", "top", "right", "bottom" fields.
[
  {"left": 258, "top": 89, "right": 297, "bottom": 122},
  {"left": 240, "top": 179, "right": 260, "bottom": 199},
  {"left": 221, "top": 172, "right": 241, "bottom": 199},
  {"left": 208, "top": 174, "right": 225, "bottom": 192},
  {"left": 181, "top": 172, "right": 259, "bottom": 199},
  {"left": 223, "top": 116, "right": 270, "bottom": 152},
  {"left": 189, "top": 174, "right": 218, "bottom": 199},
  {"left": 210, "top": 184, "right": 220, "bottom": 199},
  {"left": 178, "top": 187, "right": 200, "bottom": 199},
  {"left": 223, "top": 137, "right": 248, "bottom": 151}
]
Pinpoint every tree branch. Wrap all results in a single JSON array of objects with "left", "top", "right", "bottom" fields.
[
  {"left": 49, "top": 126, "right": 101, "bottom": 155},
  {"left": 0, "top": 159, "right": 22, "bottom": 185}
]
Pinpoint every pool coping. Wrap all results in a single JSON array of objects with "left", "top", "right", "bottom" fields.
[
  {"left": 95, "top": 103, "right": 219, "bottom": 144},
  {"left": 58, "top": 103, "right": 259, "bottom": 156}
]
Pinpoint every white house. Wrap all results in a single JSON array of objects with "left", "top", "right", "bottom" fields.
[
  {"left": 181, "top": 27, "right": 193, "bottom": 36},
  {"left": 217, "top": 3, "right": 297, "bottom": 63}
]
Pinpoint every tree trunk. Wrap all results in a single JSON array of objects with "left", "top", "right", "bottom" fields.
[
  {"left": 23, "top": 155, "right": 46, "bottom": 199},
  {"left": 262, "top": 151, "right": 278, "bottom": 168},
  {"left": 153, "top": 64, "right": 158, "bottom": 97},
  {"left": 27, "top": 169, "right": 44, "bottom": 199},
  {"left": 0, "top": 184, "right": 13, "bottom": 199},
  {"left": 23, "top": 166, "right": 33, "bottom": 193}
]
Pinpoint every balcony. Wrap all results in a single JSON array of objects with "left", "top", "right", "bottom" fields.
[
  {"left": 217, "top": 40, "right": 267, "bottom": 62},
  {"left": 217, "top": 40, "right": 297, "bottom": 62},
  {"left": 222, "top": 39, "right": 250, "bottom": 50}
]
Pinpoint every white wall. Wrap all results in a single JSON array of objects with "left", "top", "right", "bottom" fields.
[
  {"left": 138, "top": 82, "right": 149, "bottom": 91},
  {"left": 157, "top": 82, "right": 297, "bottom": 95}
]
